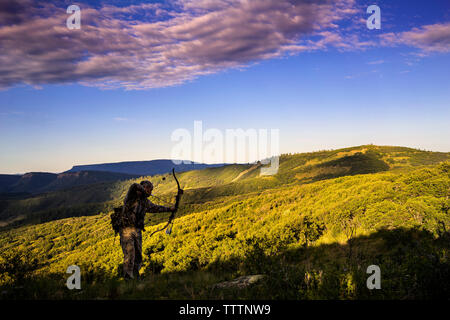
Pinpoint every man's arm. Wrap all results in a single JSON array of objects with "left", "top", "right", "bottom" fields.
[{"left": 145, "top": 199, "right": 174, "bottom": 213}]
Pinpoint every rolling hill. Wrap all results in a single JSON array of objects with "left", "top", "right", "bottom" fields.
[
  {"left": 1, "top": 172, "right": 57, "bottom": 194},
  {"left": 0, "top": 174, "right": 21, "bottom": 193},
  {"left": 1, "top": 145, "right": 449, "bottom": 229},
  {"left": 0, "top": 145, "right": 449, "bottom": 299},
  {"left": 0, "top": 171, "right": 139, "bottom": 195}
]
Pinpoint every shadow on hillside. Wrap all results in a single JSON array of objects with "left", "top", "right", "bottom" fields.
[
  {"left": 201, "top": 227, "right": 450, "bottom": 300},
  {"left": 1, "top": 228, "right": 450, "bottom": 300},
  {"left": 295, "top": 152, "right": 390, "bottom": 184}
]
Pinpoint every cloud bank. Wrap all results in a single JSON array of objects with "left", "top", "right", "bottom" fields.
[
  {"left": 381, "top": 22, "right": 450, "bottom": 54},
  {"left": 0, "top": 0, "right": 448, "bottom": 90}
]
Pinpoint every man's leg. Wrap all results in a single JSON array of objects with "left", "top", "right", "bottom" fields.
[
  {"left": 133, "top": 229, "right": 143, "bottom": 279},
  {"left": 120, "top": 227, "right": 136, "bottom": 279}
]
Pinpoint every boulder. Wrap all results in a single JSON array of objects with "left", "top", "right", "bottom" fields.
[{"left": 213, "top": 275, "right": 265, "bottom": 289}]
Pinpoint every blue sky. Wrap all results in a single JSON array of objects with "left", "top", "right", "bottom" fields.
[{"left": 0, "top": 0, "right": 449, "bottom": 173}]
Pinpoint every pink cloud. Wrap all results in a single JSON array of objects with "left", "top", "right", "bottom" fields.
[
  {"left": 0, "top": 0, "right": 366, "bottom": 89},
  {"left": 1, "top": 0, "right": 447, "bottom": 90},
  {"left": 380, "top": 23, "right": 450, "bottom": 53}
]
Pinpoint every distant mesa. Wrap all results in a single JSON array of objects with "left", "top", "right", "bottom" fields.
[{"left": 66, "top": 159, "right": 225, "bottom": 176}]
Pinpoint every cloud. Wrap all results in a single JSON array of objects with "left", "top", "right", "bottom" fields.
[
  {"left": 0, "top": 110, "right": 26, "bottom": 116},
  {"left": 380, "top": 22, "right": 450, "bottom": 54},
  {"left": 0, "top": 0, "right": 367, "bottom": 89},
  {"left": 367, "top": 60, "right": 384, "bottom": 65},
  {"left": 0, "top": 1, "right": 448, "bottom": 90},
  {"left": 113, "top": 117, "right": 129, "bottom": 122},
  {"left": 344, "top": 69, "right": 380, "bottom": 79}
]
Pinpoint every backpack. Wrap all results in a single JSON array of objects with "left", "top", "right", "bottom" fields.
[{"left": 111, "top": 206, "right": 127, "bottom": 235}]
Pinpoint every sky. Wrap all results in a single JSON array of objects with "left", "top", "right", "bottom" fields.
[{"left": 0, "top": 0, "right": 449, "bottom": 174}]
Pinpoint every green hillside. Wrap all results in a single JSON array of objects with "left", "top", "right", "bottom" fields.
[
  {"left": 0, "top": 145, "right": 449, "bottom": 299},
  {"left": 2, "top": 145, "right": 448, "bottom": 229},
  {"left": 0, "top": 164, "right": 255, "bottom": 228}
]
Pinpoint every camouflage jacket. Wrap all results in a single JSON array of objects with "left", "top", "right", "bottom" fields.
[{"left": 122, "top": 183, "right": 172, "bottom": 231}]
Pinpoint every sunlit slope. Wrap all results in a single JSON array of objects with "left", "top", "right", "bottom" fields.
[
  {"left": 1, "top": 145, "right": 448, "bottom": 229},
  {"left": 1, "top": 162, "right": 448, "bottom": 279},
  {"left": 143, "top": 144, "right": 450, "bottom": 207},
  {"left": 0, "top": 164, "right": 254, "bottom": 227}
]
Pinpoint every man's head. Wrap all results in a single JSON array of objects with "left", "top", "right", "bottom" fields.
[{"left": 140, "top": 180, "right": 153, "bottom": 196}]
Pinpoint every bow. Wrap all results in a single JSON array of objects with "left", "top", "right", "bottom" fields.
[{"left": 149, "top": 168, "right": 183, "bottom": 237}]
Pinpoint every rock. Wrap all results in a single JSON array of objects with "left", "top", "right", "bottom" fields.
[{"left": 213, "top": 275, "right": 265, "bottom": 289}]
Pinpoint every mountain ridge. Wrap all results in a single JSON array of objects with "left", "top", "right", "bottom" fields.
[
  {"left": 66, "top": 159, "right": 226, "bottom": 176},
  {"left": 0, "top": 144, "right": 449, "bottom": 229},
  {"left": 0, "top": 171, "right": 139, "bottom": 194}
]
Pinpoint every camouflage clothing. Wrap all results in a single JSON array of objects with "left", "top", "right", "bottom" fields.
[
  {"left": 119, "top": 182, "right": 172, "bottom": 279},
  {"left": 122, "top": 183, "right": 171, "bottom": 231},
  {"left": 120, "top": 227, "right": 143, "bottom": 279}
]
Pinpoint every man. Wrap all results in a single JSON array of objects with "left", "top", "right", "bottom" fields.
[{"left": 119, "top": 180, "right": 178, "bottom": 280}]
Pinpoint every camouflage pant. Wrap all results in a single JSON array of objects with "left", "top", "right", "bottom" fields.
[{"left": 119, "top": 227, "right": 142, "bottom": 279}]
